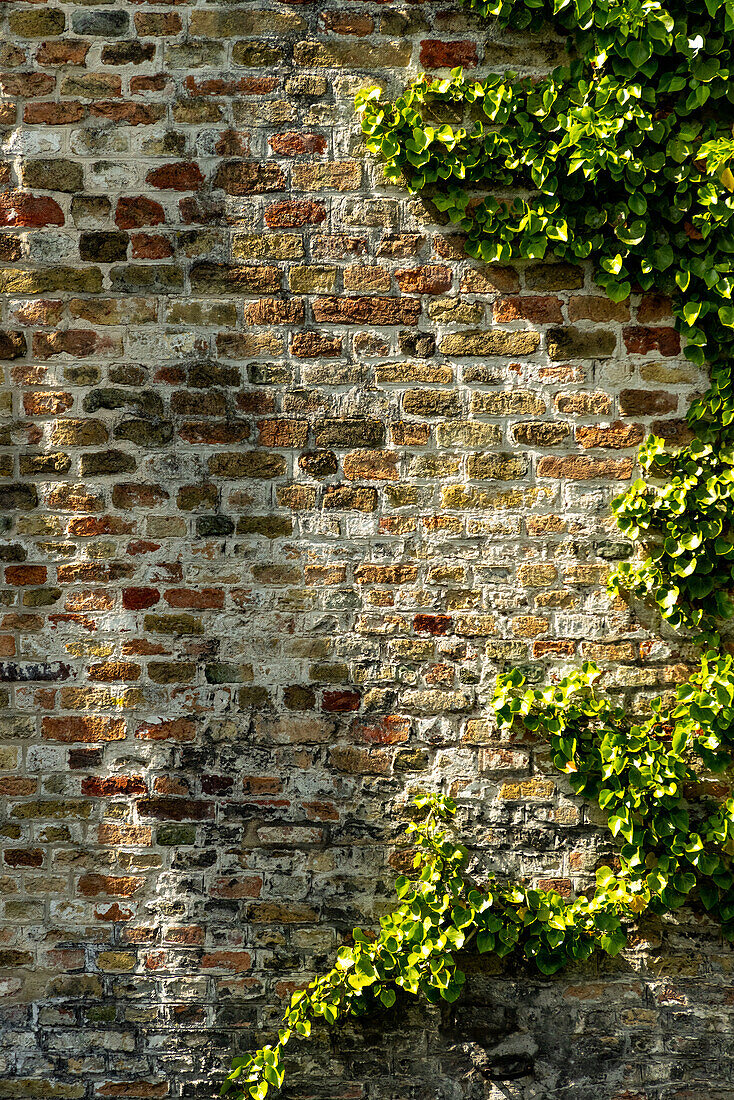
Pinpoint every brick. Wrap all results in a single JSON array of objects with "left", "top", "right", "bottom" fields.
[
  {"left": 619, "top": 389, "right": 678, "bottom": 416},
  {"left": 214, "top": 161, "right": 285, "bottom": 195},
  {"left": 525, "top": 262, "right": 584, "bottom": 290},
  {"left": 115, "top": 196, "right": 166, "bottom": 229},
  {"left": 265, "top": 199, "right": 326, "bottom": 229},
  {"left": 395, "top": 265, "right": 451, "bottom": 294},
  {"left": 312, "top": 296, "right": 420, "bottom": 325},
  {"left": 420, "top": 39, "right": 478, "bottom": 68},
  {"left": 0, "top": 191, "right": 64, "bottom": 229},
  {"left": 323, "top": 486, "right": 378, "bottom": 511},
  {"left": 576, "top": 422, "right": 644, "bottom": 449},
  {"left": 257, "top": 419, "right": 308, "bottom": 448},
  {"left": 189, "top": 263, "right": 280, "bottom": 295},
  {"left": 78, "top": 874, "right": 144, "bottom": 898},
  {"left": 136, "top": 798, "right": 213, "bottom": 821},
  {"left": 269, "top": 131, "right": 327, "bottom": 157},
  {"left": 512, "top": 422, "right": 570, "bottom": 446},
  {"left": 554, "top": 391, "right": 612, "bottom": 415},
  {"left": 294, "top": 40, "right": 411, "bottom": 68},
  {"left": 208, "top": 452, "right": 286, "bottom": 479},
  {"left": 568, "top": 295, "right": 630, "bottom": 322},
  {"left": 623, "top": 326, "right": 681, "bottom": 356},
  {"left": 537, "top": 456, "right": 633, "bottom": 480},
  {"left": 403, "top": 390, "right": 460, "bottom": 418},
  {"left": 42, "top": 717, "right": 125, "bottom": 742},
  {"left": 546, "top": 326, "right": 616, "bottom": 359},
  {"left": 314, "top": 418, "right": 385, "bottom": 448},
  {"left": 471, "top": 391, "right": 546, "bottom": 416},
  {"left": 9, "top": 9, "right": 66, "bottom": 36},
  {"left": 23, "top": 159, "right": 83, "bottom": 194},
  {"left": 440, "top": 331, "right": 540, "bottom": 356},
  {"left": 292, "top": 163, "right": 362, "bottom": 192},
  {"left": 146, "top": 162, "right": 205, "bottom": 191},
  {"left": 466, "top": 454, "right": 528, "bottom": 480},
  {"left": 343, "top": 450, "right": 399, "bottom": 480},
  {"left": 0, "top": 331, "right": 27, "bottom": 360}
]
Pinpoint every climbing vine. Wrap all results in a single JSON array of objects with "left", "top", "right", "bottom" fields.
[{"left": 223, "top": 0, "right": 734, "bottom": 1093}]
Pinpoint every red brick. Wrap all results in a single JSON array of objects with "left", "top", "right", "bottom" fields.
[
  {"left": 0, "top": 191, "right": 64, "bottom": 228},
  {"left": 163, "top": 588, "right": 225, "bottom": 610},
  {"left": 131, "top": 233, "right": 173, "bottom": 259},
  {"left": 395, "top": 265, "right": 451, "bottom": 295},
  {"left": 414, "top": 614, "right": 452, "bottom": 635},
  {"left": 269, "top": 132, "right": 327, "bottom": 156},
  {"left": 82, "top": 776, "right": 147, "bottom": 797},
  {"left": 146, "top": 162, "right": 205, "bottom": 191},
  {"left": 185, "top": 76, "right": 277, "bottom": 96},
  {"left": 90, "top": 103, "right": 164, "bottom": 126},
  {"left": 135, "top": 719, "right": 197, "bottom": 741},
  {"left": 419, "top": 40, "right": 478, "bottom": 68},
  {"left": 36, "top": 42, "right": 90, "bottom": 66},
  {"left": 623, "top": 326, "right": 681, "bottom": 356},
  {"left": 493, "top": 295, "right": 563, "bottom": 324},
  {"left": 115, "top": 196, "right": 166, "bottom": 229},
  {"left": 24, "top": 102, "right": 85, "bottom": 125},
  {"left": 200, "top": 951, "right": 252, "bottom": 972},
  {"left": 43, "top": 717, "right": 126, "bottom": 743},
  {"left": 619, "top": 389, "right": 678, "bottom": 416},
  {"left": 0, "top": 73, "right": 55, "bottom": 97},
  {"left": 264, "top": 199, "right": 326, "bottom": 229},
  {"left": 312, "top": 296, "right": 420, "bottom": 324},
  {"left": 323, "top": 690, "right": 361, "bottom": 712}
]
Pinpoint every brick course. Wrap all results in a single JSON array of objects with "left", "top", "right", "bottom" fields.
[{"left": 0, "top": 2, "right": 723, "bottom": 1098}]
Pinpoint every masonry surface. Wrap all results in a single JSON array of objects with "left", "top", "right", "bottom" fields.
[{"left": 0, "top": 2, "right": 729, "bottom": 1098}]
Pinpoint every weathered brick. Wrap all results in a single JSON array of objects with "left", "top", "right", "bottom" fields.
[
  {"left": 312, "top": 296, "right": 420, "bottom": 325},
  {"left": 292, "top": 163, "right": 362, "bottom": 192},
  {"left": 471, "top": 391, "right": 546, "bottom": 416},
  {"left": 440, "top": 331, "right": 540, "bottom": 356},
  {"left": 623, "top": 325, "right": 681, "bottom": 356},
  {"left": 208, "top": 452, "right": 286, "bottom": 479},
  {"left": 619, "top": 389, "right": 678, "bottom": 416},
  {"left": 213, "top": 161, "right": 285, "bottom": 195},
  {"left": 554, "top": 391, "right": 612, "bottom": 415},
  {"left": 323, "top": 486, "right": 378, "bottom": 511},
  {"left": 546, "top": 326, "right": 616, "bottom": 360},
  {"left": 0, "top": 191, "right": 65, "bottom": 229},
  {"left": 512, "top": 422, "right": 570, "bottom": 446},
  {"left": 403, "top": 390, "right": 460, "bottom": 418},
  {"left": 420, "top": 39, "right": 478, "bottom": 68},
  {"left": 189, "top": 263, "right": 281, "bottom": 295},
  {"left": 537, "top": 456, "right": 633, "bottom": 480},
  {"left": 493, "top": 296, "right": 563, "bottom": 324},
  {"left": 294, "top": 40, "right": 411, "bottom": 68}
]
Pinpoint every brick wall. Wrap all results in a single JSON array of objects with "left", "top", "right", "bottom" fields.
[{"left": 0, "top": 2, "right": 727, "bottom": 1098}]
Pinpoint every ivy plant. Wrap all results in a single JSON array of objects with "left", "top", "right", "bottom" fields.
[{"left": 223, "top": 0, "right": 734, "bottom": 1092}]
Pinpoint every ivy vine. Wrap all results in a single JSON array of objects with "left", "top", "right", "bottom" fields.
[{"left": 223, "top": 0, "right": 734, "bottom": 1093}]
